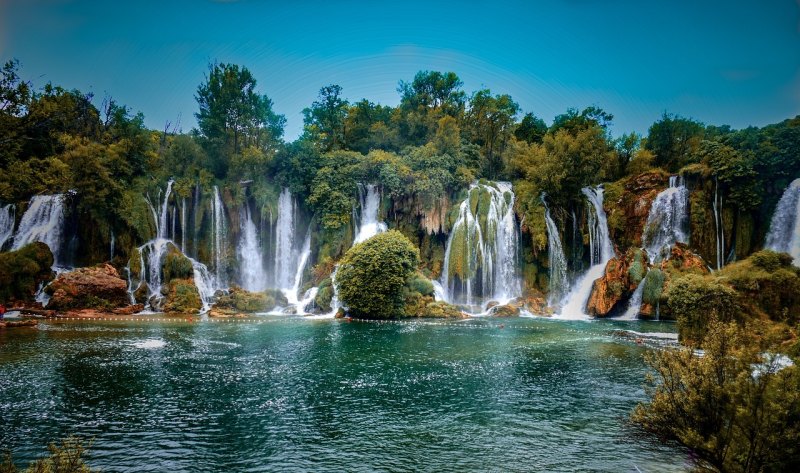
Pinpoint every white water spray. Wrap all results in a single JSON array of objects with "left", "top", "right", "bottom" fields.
[
  {"left": 642, "top": 176, "right": 689, "bottom": 263},
  {"left": 12, "top": 195, "right": 66, "bottom": 266},
  {"left": 238, "top": 204, "right": 267, "bottom": 292},
  {"left": 0, "top": 204, "right": 15, "bottom": 250},
  {"left": 765, "top": 178, "right": 800, "bottom": 265}
]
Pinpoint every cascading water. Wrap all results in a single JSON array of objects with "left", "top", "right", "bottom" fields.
[
  {"left": 354, "top": 184, "right": 388, "bottom": 243},
  {"left": 441, "top": 182, "right": 520, "bottom": 310},
  {"left": 128, "top": 181, "right": 216, "bottom": 313},
  {"left": 274, "top": 188, "right": 296, "bottom": 290},
  {"left": 238, "top": 204, "right": 267, "bottom": 292},
  {"left": 0, "top": 204, "right": 15, "bottom": 250},
  {"left": 765, "top": 178, "right": 800, "bottom": 265},
  {"left": 618, "top": 279, "right": 646, "bottom": 320},
  {"left": 12, "top": 194, "right": 66, "bottom": 267},
  {"left": 713, "top": 177, "right": 725, "bottom": 270},
  {"left": 211, "top": 186, "right": 226, "bottom": 288},
  {"left": 642, "top": 176, "right": 689, "bottom": 262},
  {"left": 558, "top": 186, "right": 614, "bottom": 320},
  {"left": 543, "top": 196, "right": 568, "bottom": 307}
]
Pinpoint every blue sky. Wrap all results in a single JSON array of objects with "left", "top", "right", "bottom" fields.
[{"left": 1, "top": 0, "right": 798, "bottom": 140}]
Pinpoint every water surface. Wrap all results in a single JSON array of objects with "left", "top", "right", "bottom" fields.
[{"left": 0, "top": 317, "right": 686, "bottom": 472}]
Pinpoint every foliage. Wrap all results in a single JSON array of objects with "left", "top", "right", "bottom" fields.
[
  {"left": 163, "top": 246, "right": 194, "bottom": 283},
  {"left": 0, "top": 436, "right": 96, "bottom": 473},
  {"left": 641, "top": 268, "right": 664, "bottom": 308},
  {"left": 466, "top": 89, "right": 519, "bottom": 178},
  {"left": 303, "top": 85, "right": 349, "bottom": 152},
  {"left": 337, "top": 230, "right": 420, "bottom": 319},
  {"left": 667, "top": 273, "right": 739, "bottom": 344},
  {"left": 632, "top": 320, "right": 800, "bottom": 473},
  {"left": 163, "top": 278, "right": 201, "bottom": 314},
  {"left": 0, "top": 242, "right": 54, "bottom": 304},
  {"left": 645, "top": 112, "right": 704, "bottom": 171},
  {"left": 195, "top": 62, "right": 285, "bottom": 177}
]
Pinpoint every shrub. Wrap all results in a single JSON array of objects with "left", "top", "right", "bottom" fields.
[
  {"left": 667, "top": 274, "right": 738, "bottom": 343},
  {"left": 337, "top": 230, "right": 420, "bottom": 319},
  {"left": 0, "top": 242, "right": 54, "bottom": 304},
  {"left": 163, "top": 246, "right": 193, "bottom": 283},
  {"left": 632, "top": 320, "right": 800, "bottom": 473},
  {"left": 1, "top": 436, "right": 96, "bottom": 473},
  {"left": 641, "top": 268, "right": 664, "bottom": 307}
]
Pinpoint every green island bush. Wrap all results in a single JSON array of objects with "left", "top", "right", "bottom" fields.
[{"left": 337, "top": 230, "right": 420, "bottom": 319}]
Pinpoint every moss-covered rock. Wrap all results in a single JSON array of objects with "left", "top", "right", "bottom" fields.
[
  {"left": 163, "top": 246, "right": 194, "bottom": 283},
  {"left": 45, "top": 263, "right": 129, "bottom": 311},
  {"left": 0, "top": 242, "right": 54, "bottom": 304},
  {"left": 163, "top": 278, "right": 202, "bottom": 314},
  {"left": 489, "top": 303, "right": 521, "bottom": 317},
  {"left": 586, "top": 248, "right": 648, "bottom": 317}
]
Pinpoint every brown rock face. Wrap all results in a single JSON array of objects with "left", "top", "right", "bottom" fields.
[
  {"left": 660, "top": 243, "right": 710, "bottom": 273},
  {"left": 46, "top": 264, "right": 130, "bottom": 311},
  {"left": 586, "top": 248, "right": 648, "bottom": 317},
  {"left": 606, "top": 172, "right": 668, "bottom": 250}
]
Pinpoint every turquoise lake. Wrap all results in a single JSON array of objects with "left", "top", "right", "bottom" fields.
[{"left": 0, "top": 316, "right": 687, "bottom": 472}]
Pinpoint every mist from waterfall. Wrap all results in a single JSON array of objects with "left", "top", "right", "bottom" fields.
[
  {"left": 765, "top": 178, "right": 800, "bottom": 265},
  {"left": 12, "top": 194, "right": 66, "bottom": 267},
  {"left": 642, "top": 176, "right": 689, "bottom": 263},
  {"left": 440, "top": 181, "right": 520, "bottom": 310}
]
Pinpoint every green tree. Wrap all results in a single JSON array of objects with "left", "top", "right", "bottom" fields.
[
  {"left": 667, "top": 273, "right": 739, "bottom": 344},
  {"left": 466, "top": 89, "right": 520, "bottom": 179},
  {"left": 550, "top": 106, "right": 613, "bottom": 135},
  {"left": 0, "top": 59, "right": 31, "bottom": 167},
  {"left": 397, "top": 70, "right": 465, "bottom": 145},
  {"left": 195, "top": 62, "right": 285, "bottom": 176},
  {"left": 514, "top": 112, "right": 547, "bottom": 144},
  {"left": 303, "top": 84, "right": 349, "bottom": 152},
  {"left": 337, "top": 230, "right": 420, "bottom": 319},
  {"left": 632, "top": 319, "right": 800, "bottom": 473},
  {"left": 645, "top": 112, "right": 704, "bottom": 171}
]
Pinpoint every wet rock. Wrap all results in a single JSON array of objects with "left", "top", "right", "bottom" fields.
[
  {"left": 587, "top": 248, "right": 648, "bottom": 317},
  {"left": 489, "top": 304, "right": 520, "bottom": 317},
  {"left": 46, "top": 263, "right": 129, "bottom": 311},
  {"left": 163, "top": 278, "right": 201, "bottom": 314}
]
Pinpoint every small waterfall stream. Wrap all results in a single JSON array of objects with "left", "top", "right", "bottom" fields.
[
  {"left": 642, "top": 176, "right": 689, "bottom": 262},
  {"left": 713, "top": 177, "right": 725, "bottom": 270},
  {"left": 211, "top": 186, "right": 226, "bottom": 288},
  {"left": 618, "top": 279, "right": 646, "bottom": 320},
  {"left": 274, "top": 188, "right": 297, "bottom": 290},
  {"left": 543, "top": 196, "right": 568, "bottom": 307},
  {"left": 440, "top": 181, "right": 520, "bottom": 310},
  {"left": 558, "top": 186, "right": 614, "bottom": 320},
  {"left": 238, "top": 204, "right": 267, "bottom": 292},
  {"left": 12, "top": 194, "right": 67, "bottom": 267},
  {"left": 354, "top": 184, "right": 388, "bottom": 244},
  {"left": 765, "top": 178, "right": 800, "bottom": 265},
  {"left": 0, "top": 204, "right": 15, "bottom": 250}
]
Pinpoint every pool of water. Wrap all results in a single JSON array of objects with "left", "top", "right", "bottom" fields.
[{"left": 0, "top": 316, "right": 687, "bottom": 472}]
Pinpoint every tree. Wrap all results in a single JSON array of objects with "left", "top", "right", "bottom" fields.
[
  {"left": 514, "top": 112, "right": 547, "bottom": 144},
  {"left": 195, "top": 62, "right": 285, "bottom": 176},
  {"left": 550, "top": 106, "right": 613, "bottom": 135},
  {"left": 632, "top": 319, "right": 800, "bottom": 473},
  {"left": 302, "top": 84, "right": 349, "bottom": 152},
  {"left": 646, "top": 112, "right": 704, "bottom": 171},
  {"left": 343, "top": 99, "right": 394, "bottom": 153},
  {"left": 337, "top": 230, "right": 420, "bottom": 319},
  {"left": 397, "top": 70, "right": 466, "bottom": 145},
  {"left": 466, "top": 89, "right": 519, "bottom": 179}
]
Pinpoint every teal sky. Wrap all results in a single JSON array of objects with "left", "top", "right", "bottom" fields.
[{"left": 1, "top": 0, "right": 798, "bottom": 140}]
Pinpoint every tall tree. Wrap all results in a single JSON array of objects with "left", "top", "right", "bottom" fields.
[
  {"left": 466, "top": 89, "right": 519, "bottom": 179},
  {"left": 303, "top": 84, "right": 349, "bottom": 152},
  {"left": 645, "top": 112, "right": 704, "bottom": 171},
  {"left": 514, "top": 112, "right": 547, "bottom": 144},
  {"left": 0, "top": 59, "right": 31, "bottom": 167},
  {"left": 397, "top": 71, "right": 466, "bottom": 145},
  {"left": 195, "top": 62, "right": 285, "bottom": 177}
]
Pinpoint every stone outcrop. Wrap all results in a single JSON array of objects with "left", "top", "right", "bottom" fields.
[
  {"left": 46, "top": 263, "right": 129, "bottom": 311},
  {"left": 210, "top": 286, "right": 285, "bottom": 317},
  {"left": 163, "top": 278, "right": 202, "bottom": 314},
  {"left": 587, "top": 248, "right": 648, "bottom": 317},
  {"left": 605, "top": 171, "right": 669, "bottom": 250}
]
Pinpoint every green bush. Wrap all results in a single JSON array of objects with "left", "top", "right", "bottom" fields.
[
  {"left": 750, "top": 250, "right": 794, "bottom": 273},
  {"left": 163, "top": 278, "right": 201, "bottom": 314},
  {"left": 641, "top": 268, "right": 664, "bottom": 307},
  {"left": 632, "top": 320, "right": 800, "bottom": 472},
  {"left": 0, "top": 242, "right": 54, "bottom": 304},
  {"left": 666, "top": 274, "right": 738, "bottom": 343},
  {"left": 337, "top": 230, "right": 420, "bottom": 319},
  {"left": 407, "top": 273, "right": 434, "bottom": 296},
  {"left": 163, "top": 246, "right": 194, "bottom": 283}
]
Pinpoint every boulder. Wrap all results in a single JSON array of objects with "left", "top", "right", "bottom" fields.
[
  {"left": 163, "top": 278, "right": 202, "bottom": 314},
  {"left": 605, "top": 171, "right": 669, "bottom": 250},
  {"left": 46, "top": 264, "right": 129, "bottom": 311},
  {"left": 489, "top": 304, "right": 520, "bottom": 317},
  {"left": 586, "top": 248, "right": 648, "bottom": 317}
]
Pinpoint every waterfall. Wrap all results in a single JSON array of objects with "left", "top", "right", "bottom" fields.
[
  {"left": 285, "top": 229, "right": 312, "bottom": 306},
  {"left": 765, "top": 178, "right": 800, "bottom": 265},
  {"left": 12, "top": 194, "right": 66, "bottom": 267},
  {"left": 558, "top": 186, "right": 614, "bottom": 319},
  {"left": 642, "top": 176, "right": 689, "bottom": 263},
  {"left": 0, "top": 204, "right": 15, "bottom": 250},
  {"left": 713, "top": 177, "right": 725, "bottom": 270},
  {"left": 354, "top": 184, "right": 388, "bottom": 243},
  {"left": 543, "top": 196, "right": 568, "bottom": 307},
  {"left": 238, "top": 204, "right": 267, "bottom": 292},
  {"left": 181, "top": 197, "right": 187, "bottom": 252},
  {"left": 440, "top": 181, "right": 520, "bottom": 309},
  {"left": 110, "top": 231, "right": 115, "bottom": 261},
  {"left": 211, "top": 186, "right": 226, "bottom": 288},
  {"left": 274, "top": 188, "right": 296, "bottom": 289},
  {"left": 618, "top": 278, "right": 646, "bottom": 320}
]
